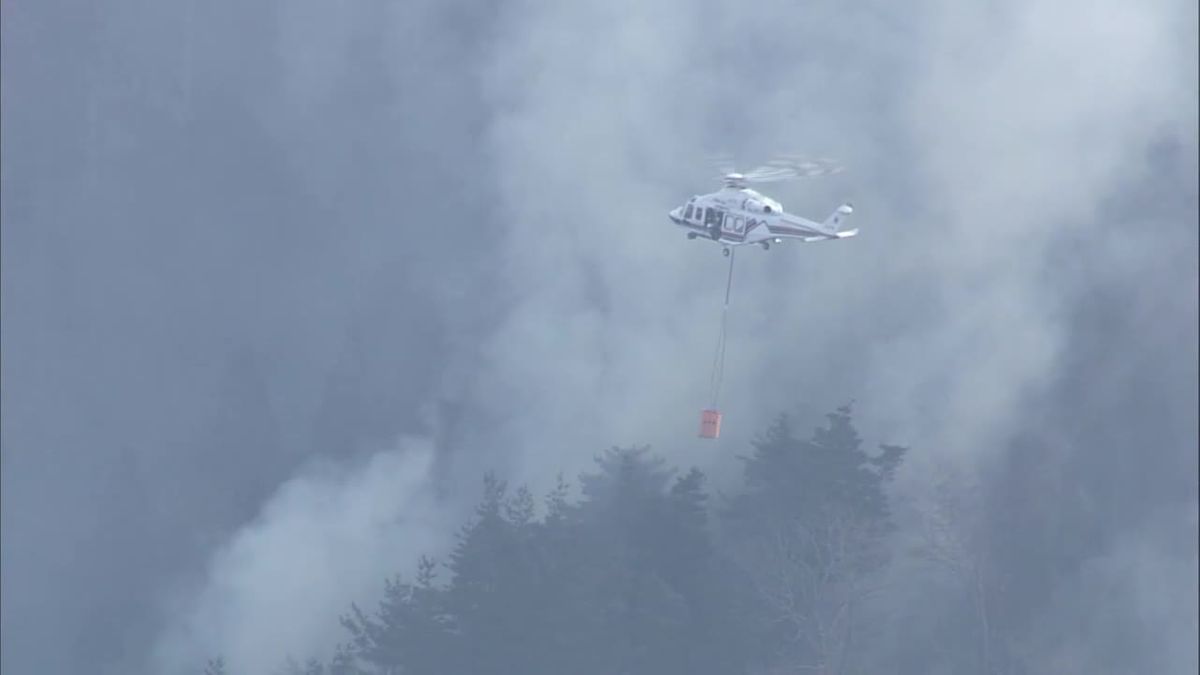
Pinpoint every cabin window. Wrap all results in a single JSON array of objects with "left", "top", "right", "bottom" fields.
[
  {"left": 684, "top": 205, "right": 693, "bottom": 219},
  {"left": 705, "top": 208, "right": 724, "bottom": 229}
]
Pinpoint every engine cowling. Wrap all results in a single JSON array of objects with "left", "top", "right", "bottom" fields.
[
  {"left": 744, "top": 199, "right": 771, "bottom": 214},
  {"left": 743, "top": 196, "right": 783, "bottom": 214}
]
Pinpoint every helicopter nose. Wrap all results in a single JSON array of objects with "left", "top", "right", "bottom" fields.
[{"left": 668, "top": 207, "right": 683, "bottom": 223}]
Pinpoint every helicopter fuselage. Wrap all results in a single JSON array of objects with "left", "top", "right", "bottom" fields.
[{"left": 667, "top": 186, "right": 856, "bottom": 250}]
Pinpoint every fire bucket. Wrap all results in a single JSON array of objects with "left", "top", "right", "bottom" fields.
[{"left": 699, "top": 409, "right": 722, "bottom": 439}]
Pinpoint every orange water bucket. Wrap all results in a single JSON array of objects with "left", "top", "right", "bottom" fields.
[{"left": 699, "top": 409, "right": 722, "bottom": 439}]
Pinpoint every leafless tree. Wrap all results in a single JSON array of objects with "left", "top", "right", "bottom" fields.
[
  {"left": 740, "top": 509, "right": 887, "bottom": 675},
  {"left": 916, "top": 461, "right": 999, "bottom": 675}
]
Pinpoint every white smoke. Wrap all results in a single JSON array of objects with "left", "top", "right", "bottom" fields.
[
  {"left": 149, "top": 0, "right": 1196, "bottom": 670},
  {"left": 150, "top": 438, "right": 447, "bottom": 674}
]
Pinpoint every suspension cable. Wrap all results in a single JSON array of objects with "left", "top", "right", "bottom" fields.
[{"left": 708, "top": 248, "right": 736, "bottom": 408}]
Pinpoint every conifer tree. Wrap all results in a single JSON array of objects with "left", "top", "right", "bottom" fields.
[
  {"left": 726, "top": 405, "right": 907, "bottom": 674},
  {"left": 340, "top": 554, "right": 453, "bottom": 674},
  {"left": 203, "top": 656, "right": 227, "bottom": 675}
]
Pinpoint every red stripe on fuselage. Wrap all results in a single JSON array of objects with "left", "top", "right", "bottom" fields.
[{"left": 767, "top": 224, "right": 819, "bottom": 237}]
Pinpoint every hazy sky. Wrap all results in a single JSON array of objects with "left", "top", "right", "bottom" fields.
[{"left": 2, "top": 1, "right": 1196, "bottom": 674}]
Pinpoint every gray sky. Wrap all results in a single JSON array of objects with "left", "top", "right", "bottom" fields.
[{"left": 2, "top": 1, "right": 1196, "bottom": 674}]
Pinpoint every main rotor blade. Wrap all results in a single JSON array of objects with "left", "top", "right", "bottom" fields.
[
  {"left": 741, "top": 157, "right": 844, "bottom": 182},
  {"left": 710, "top": 155, "right": 845, "bottom": 184}
]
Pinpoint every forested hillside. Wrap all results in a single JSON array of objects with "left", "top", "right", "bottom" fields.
[{"left": 200, "top": 403, "right": 1176, "bottom": 675}]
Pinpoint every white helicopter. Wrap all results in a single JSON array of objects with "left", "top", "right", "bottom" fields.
[{"left": 668, "top": 157, "right": 857, "bottom": 255}]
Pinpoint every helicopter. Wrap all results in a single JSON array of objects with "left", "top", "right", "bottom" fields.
[{"left": 668, "top": 157, "right": 857, "bottom": 256}]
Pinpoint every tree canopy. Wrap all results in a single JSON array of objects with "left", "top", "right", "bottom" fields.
[{"left": 212, "top": 404, "right": 1142, "bottom": 675}]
